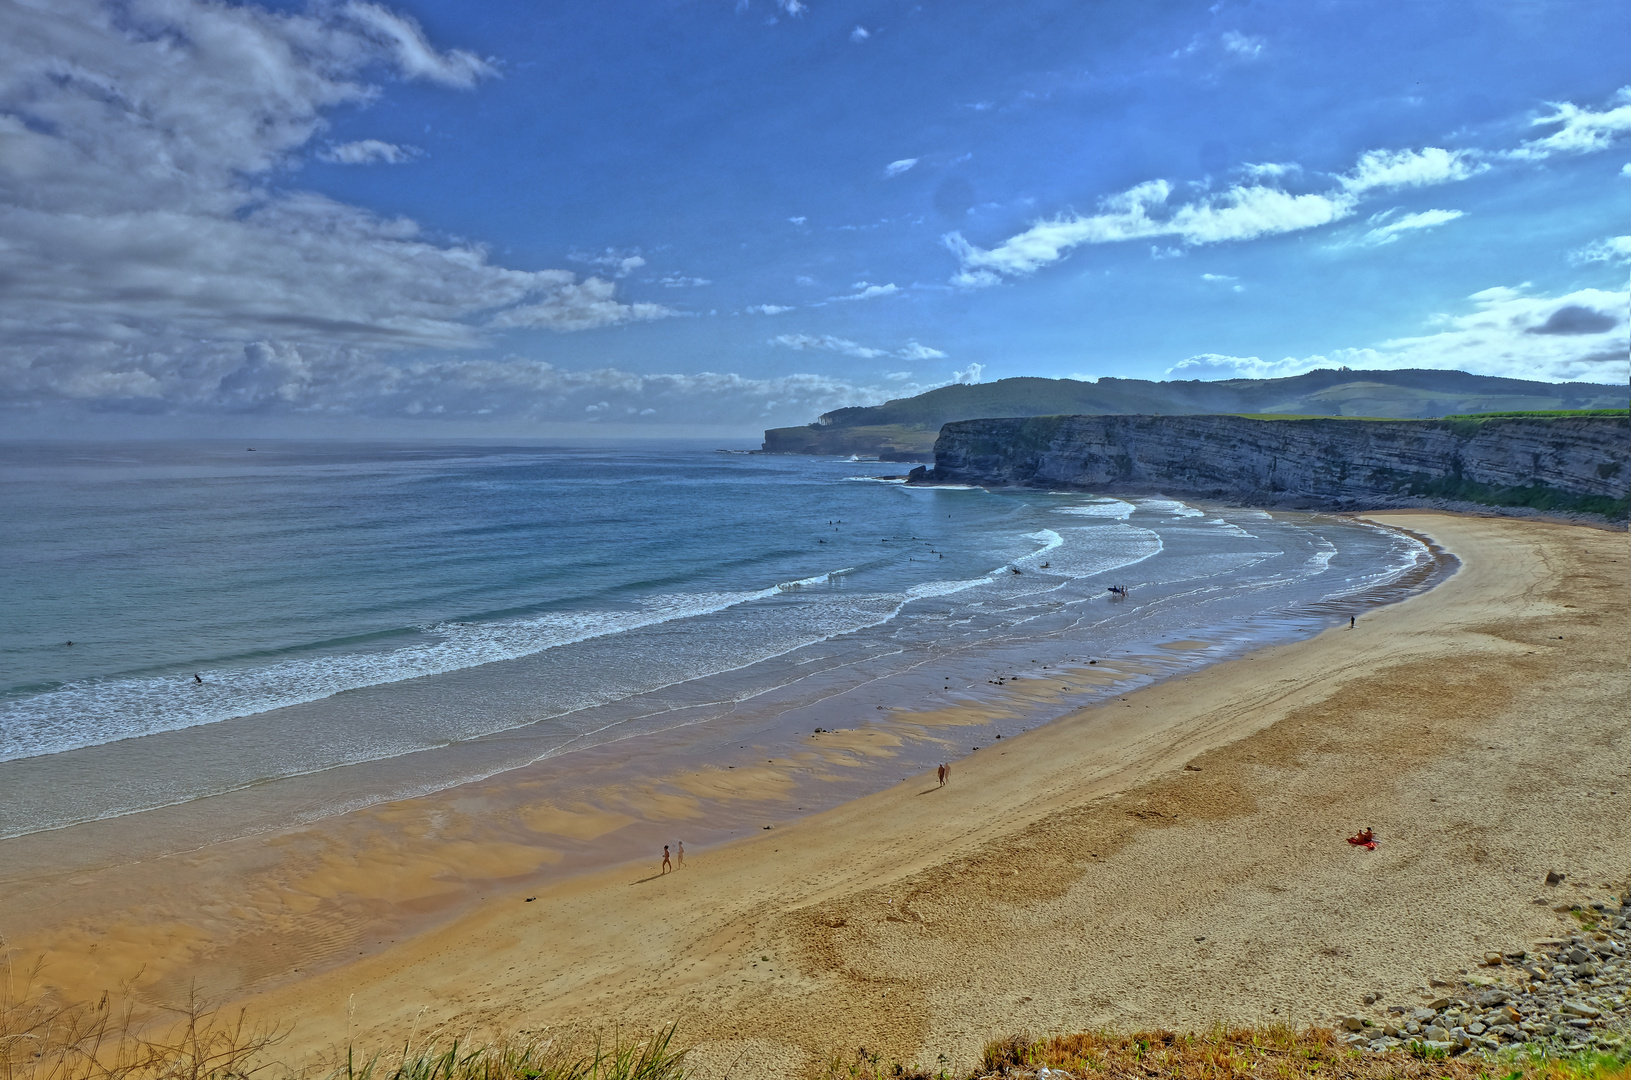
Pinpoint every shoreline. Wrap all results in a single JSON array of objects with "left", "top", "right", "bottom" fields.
[{"left": 4, "top": 511, "right": 1623, "bottom": 1080}]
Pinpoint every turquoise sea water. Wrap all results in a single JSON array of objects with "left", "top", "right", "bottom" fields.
[{"left": 0, "top": 441, "right": 1431, "bottom": 841}]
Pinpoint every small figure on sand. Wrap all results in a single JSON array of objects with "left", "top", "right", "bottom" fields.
[
  {"left": 1349, "top": 615, "right": 1356, "bottom": 629},
  {"left": 937, "top": 763, "right": 950, "bottom": 787},
  {"left": 1346, "top": 827, "right": 1377, "bottom": 851},
  {"left": 661, "top": 844, "right": 672, "bottom": 874},
  {"left": 677, "top": 840, "right": 685, "bottom": 868}
]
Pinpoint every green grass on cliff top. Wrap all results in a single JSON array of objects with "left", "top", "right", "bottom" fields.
[{"left": 1232, "top": 409, "right": 1628, "bottom": 422}]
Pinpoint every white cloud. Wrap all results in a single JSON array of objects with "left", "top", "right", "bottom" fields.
[
  {"left": 1220, "top": 31, "right": 1264, "bottom": 58},
  {"left": 319, "top": 139, "right": 420, "bottom": 165},
  {"left": 1337, "top": 147, "right": 1486, "bottom": 194},
  {"left": 777, "top": 0, "right": 807, "bottom": 15},
  {"left": 829, "top": 282, "right": 900, "bottom": 302},
  {"left": 885, "top": 158, "right": 919, "bottom": 178},
  {"left": 339, "top": 1, "right": 497, "bottom": 88},
  {"left": 897, "top": 340, "right": 948, "bottom": 360},
  {"left": 1353, "top": 208, "right": 1465, "bottom": 246},
  {"left": 1168, "top": 283, "right": 1628, "bottom": 384},
  {"left": 788, "top": 216, "right": 808, "bottom": 225},
  {"left": 1240, "top": 162, "right": 1299, "bottom": 180},
  {"left": 488, "top": 277, "right": 674, "bottom": 331},
  {"left": 1168, "top": 354, "right": 1311, "bottom": 380},
  {"left": 773, "top": 334, "right": 888, "bottom": 359},
  {"left": 1623, "top": 163, "right": 1631, "bottom": 177},
  {"left": 0, "top": 0, "right": 666, "bottom": 415},
  {"left": 1573, "top": 235, "right": 1631, "bottom": 264},
  {"left": 1200, "top": 273, "right": 1237, "bottom": 282},
  {"left": 770, "top": 334, "right": 947, "bottom": 361},
  {"left": 946, "top": 143, "right": 1494, "bottom": 286},
  {"left": 949, "top": 363, "right": 984, "bottom": 384},
  {"left": 747, "top": 304, "right": 794, "bottom": 314},
  {"left": 850, "top": 25, "right": 870, "bottom": 42},
  {"left": 658, "top": 275, "right": 712, "bottom": 288},
  {"left": 574, "top": 249, "right": 647, "bottom": 277},
  {"left": 946, "top": 178, "right": 1354, "bottom": 286},
  {"left": 1512, "top": 86, "right": 1631, "bottom": 160}
]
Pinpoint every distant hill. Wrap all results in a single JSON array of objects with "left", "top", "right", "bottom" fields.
[{"left": 760, "top": 369, "right": 1629, "bottom": 460}]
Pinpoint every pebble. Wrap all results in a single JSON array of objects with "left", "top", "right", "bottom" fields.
[{"left": 1345, "top": 891, "right": 1631, "bottom": 1057}]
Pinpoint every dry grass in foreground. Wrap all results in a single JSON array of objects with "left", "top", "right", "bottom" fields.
[
  {"left": 1, "top": 962, "right": 684, "bottom": 1080},
  {"left": 823, "top": 1028, "right": 1631, "bottom": 1080},
  {"left": 7, "top": 967, "right": 1627, "bottom": 1080}
]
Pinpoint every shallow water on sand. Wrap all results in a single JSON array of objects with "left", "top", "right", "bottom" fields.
[{"left": 0, "top": 441, "right": 1431, "bottom": 844}]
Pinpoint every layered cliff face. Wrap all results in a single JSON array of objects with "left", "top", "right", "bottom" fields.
[{"left": 923, "top": 415, "right": 1630, "bottom": 518}]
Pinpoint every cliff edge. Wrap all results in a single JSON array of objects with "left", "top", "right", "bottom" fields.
[{"left": 916, "top": 414, "right": 1629, "bottom": 520}]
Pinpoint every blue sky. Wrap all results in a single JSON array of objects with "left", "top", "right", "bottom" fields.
[{"left": 2, "top": 0, "right": 1628, "bottom": 436}]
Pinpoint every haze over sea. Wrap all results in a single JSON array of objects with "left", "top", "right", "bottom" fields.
[{"left": 0, "top": 441, "right": 1431, "bottom": 844}]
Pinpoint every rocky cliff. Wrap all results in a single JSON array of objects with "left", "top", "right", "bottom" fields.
[{"left": 917, "top": 414, "right": 1630, "bottom": 519}]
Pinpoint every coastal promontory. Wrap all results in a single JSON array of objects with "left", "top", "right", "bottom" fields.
[{"left": 914, "top": 413, "right": 1630, "bottom": 519}]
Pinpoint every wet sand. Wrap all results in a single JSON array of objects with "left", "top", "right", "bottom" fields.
[{"left": 3, "top": 513, "right": 1626, "bottom": 1079}]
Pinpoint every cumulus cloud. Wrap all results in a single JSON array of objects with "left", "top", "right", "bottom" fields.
[
  {"left": 770, "top": 334, "right": 947, "bottom": 361},
  {"left": 1353, "top": 208, "right": 1465, "bottom": 246},
  {"left": 1220, "top": 31, "right": 1264, "bottom": 58},
  {"left": 573, "top": 249, "right": 647, "bottom": 277},
  {"left": 1167, "top": 284, "right": 1628, "bottom": 384},
  {"left": 1572, "top": 235, "right": 1631, "bottom": 265},
  {"left": 747, "top": 304, "right": 795, "bottom": 314},
  {"left": 897, "top": 340, "right": 948, "bottom": 360},
  {"left": 658, "top": 275, "right": 711, "bottom": 288},
  {"left": 0, "top": 0, "right": 666, "bottom": 414},
  {"left": 850, "top": 25, "right": 870, "bottom": 42},
  {"left": 829, "top": 282, "right": 900, "bottom": 301},
  {"left": 885, "top": 158, "right": 919, "bottom": 178},
  {"left": 949, "top": 363, "right": 984, "bottom": 384},
  {"left": 488, "top": 277, "right": 673, "bottom": 331},
  {"left": 1511, "top": 86, "right": 1631, "bottom": 160},
  {"left": 1337, "top": 148, "right": 1486, "bottom": 193},
  {"left": 339, "top": 1, "right": 497, "bottom": 88},
  {"left": 945, "top": 177, "right": 1356, "bottom": 285},
  {"left": 319, "top": 139, "right": 420, "bottom": 164},
  {"left": 944, "top": 140, "right": 1499, "bottom": 286}
]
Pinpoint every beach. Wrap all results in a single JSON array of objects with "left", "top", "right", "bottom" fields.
[{"left": 2, "top": 511, "right": 1626, "bottom": 1078}]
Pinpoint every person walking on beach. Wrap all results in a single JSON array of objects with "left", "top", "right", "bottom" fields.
[
  {"left": 661, "top": 845, "right": 672, "bottom": 874},
  {"left": 1349, "top": 615, "right": 1356, "bottom": 629},
  {"left": 677, "top": 841, "right": 685, "bottom": 868},
  {"left": 936, "top": 763, "right": 946, "bottom": 787}
]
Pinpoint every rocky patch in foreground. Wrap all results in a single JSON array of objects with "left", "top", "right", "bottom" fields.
[{"left": 1334, "top": 891, "right": 1630, "bottom": 1056}]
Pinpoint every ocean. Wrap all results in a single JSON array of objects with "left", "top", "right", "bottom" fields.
[{"left": 0, "top": 441, "right": 1435, "bottom": 846}]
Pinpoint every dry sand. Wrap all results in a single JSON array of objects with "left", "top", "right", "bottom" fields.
[{"left": 5, "top": 512, "right": 1627, "bottom": 1078}]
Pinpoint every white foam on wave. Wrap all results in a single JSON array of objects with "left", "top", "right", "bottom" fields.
[
  {"left": 992, "top": 523, "right": 1163, "bottom": 581},
  {"left": 0, "top": 586, "right": 793, "bottom": 764},
  {"left": 845, "top": 476, "right": 907, "bottom": 484},
  {"left": 1206, "top": 517, "right": 1255, "bottom": 537},
  {"left": 777, "top": 569, "right": 856, "bottom": 590},
  {"left": 1316, "top": 523, "right": 1431, "bottom": 600},
  {"left": 1138, "top": 498, "right": 1205, "bottom": 518},
  {"left": 1054, "top": 499, "right": 1135, "bottom": 520}
]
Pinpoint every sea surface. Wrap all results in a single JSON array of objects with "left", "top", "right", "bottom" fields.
[{"left": 0, "top": 441, "right": 1435, "bottom": 844}]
